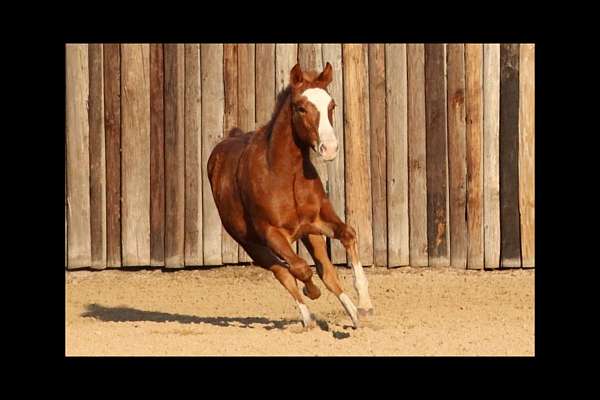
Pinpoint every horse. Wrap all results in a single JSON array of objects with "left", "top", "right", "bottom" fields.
[{"left": 208, "top": 62, "right": 373, "bottom": 329}]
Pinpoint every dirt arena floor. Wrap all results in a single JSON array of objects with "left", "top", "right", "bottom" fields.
[{"left": 66, "top": 265, "right": 534, "bottom": 356}]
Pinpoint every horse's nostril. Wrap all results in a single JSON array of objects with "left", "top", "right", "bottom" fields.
[{"left": 319, "top": 143, "right": 327, "bottom": 154}]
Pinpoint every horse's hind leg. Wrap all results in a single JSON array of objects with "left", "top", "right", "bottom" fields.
[
  {"left": 301, "top": 234, "right": 359, "bottom": 328},
  {"left": 241, "top": 242, "right": 316, "bottom": 329}
]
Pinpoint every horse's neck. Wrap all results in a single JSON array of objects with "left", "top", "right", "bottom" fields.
[{"left": 267, "top": 98, "right": 306, "bottom": 174}]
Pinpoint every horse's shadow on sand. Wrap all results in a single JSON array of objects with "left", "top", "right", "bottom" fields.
[
  {"left": 81, "top": 303, "right": 298, "bottom": 330},
  {"left": 81, "top": 304, "right": 350, "bottom": 339}
]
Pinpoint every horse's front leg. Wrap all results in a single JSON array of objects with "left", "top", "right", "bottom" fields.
[
  {"left": 301, "top": 234, "right": 360, "bottom": 328},
  {"left": 316, "top": 200, "right": 374, "bottom": 318},
  {"left": 241, "top": 241, "right": 315, "bottom": 329}
]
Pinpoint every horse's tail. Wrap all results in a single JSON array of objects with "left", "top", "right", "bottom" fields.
[{"left": 227, "top": 127, "right": 245, "bottom": 137}]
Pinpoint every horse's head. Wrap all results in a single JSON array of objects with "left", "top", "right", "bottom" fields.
[{"left": 289, "top": 62, "right": 339, "bottom": 161}]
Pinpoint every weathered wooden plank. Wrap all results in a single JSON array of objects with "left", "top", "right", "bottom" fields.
[
  {"left": 499, "top": 43, "right": 522, "bottom": 268},
  {"left": 275, "top": 44, "right": 298, "bottom": 94},
  {"left": 519, "top": 43, "right": 535, "bottom": 269},
  {"left": 66, "top": 44, "right": 91, "bottom": 269},
  {"left": 222, "top": 44, "right": 240, "bottom": 264},
  {"left": 298, "top": 43, "right": 321, "bottom": 73},
  {"left": 150, "top": 43, "right": 165, "bottom": 267},
  {"left": 298, "top": 43, "right": 326, "bottom": 265},
  {"left": 362, "top": 44, "right": 371, "bottom": 186},
  {"left": 184, "top": 44, "right": 204, "bottom": 266},
  {"left": 121, "top": 44, "right": 151, "bottom": 266},
  {"left": 65, "top": 138, "right": 68, "bottom": 268},
  {"left": 275, "top": 44, "right": 299, "bottom": 255},
  {"left": 88, "top": 44, "right": 106, "bottom": 269},
  {"left": 424, "top": 43, "right": 450, "bottom": 267},
  {"left": 446, "top": 44, "right": 467, "bottom": 269},
  {"left": 201, "top": 44, "right": 224, "bottom": 265},
  {"left": 321, "top": 44, "right": 346, "bottom": 264},
  {"left": 465, "top": 44, "right": 484, "bottom": 270},
  {"left": 299, "top": 43, "right": 321, "bottom": 74},
  {"left": 483, "top": 43, "right": 501, "bottom": 269},
  {"left": 343, "top": 44, "right": 373, "bottom": 266},
  {"left": 238, "top": 43, "right": 256, "bottom": 133},
  {"left": 237, "top": 43, "right": 255, "bottom": 263},
  {"left": 103, "top": 44, "right": 122, "bottom": 268},
  {"left": 256, "top": 43, "right": 276, "bottom": 126},
  {"left": 385, "top": 44, "right": 409, "bottom": 267},
  {"left": 406, "top": 44, "right": 429, "bottom": 267},
  {"left": 362, "top": 44, "right": 373, "bottom": 266},
  {"left": 164, "top": 44, "right": 185, "bottom": 268},
  {"left": 368, "top": 43, "right": 387, "bottom": 267}
]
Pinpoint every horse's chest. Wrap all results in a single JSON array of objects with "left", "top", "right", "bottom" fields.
[{"left": 293, "top": 176, "right": 321, "bottom": 223}]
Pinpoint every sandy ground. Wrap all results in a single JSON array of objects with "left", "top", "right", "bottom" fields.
[{"left": 66, "top": 265, "right": 534, "bottom": 356}]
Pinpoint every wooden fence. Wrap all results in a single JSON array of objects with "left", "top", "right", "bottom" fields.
[{"left": 65, "top": 43, "right": 534, "bottom": 270}]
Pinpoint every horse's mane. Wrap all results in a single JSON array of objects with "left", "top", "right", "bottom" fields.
[
  {"left": 256, "top": 71, "right": 320, "bottom": 138},
  {"left": 256, "top": 85, "right": 292, "bottom": 138}
]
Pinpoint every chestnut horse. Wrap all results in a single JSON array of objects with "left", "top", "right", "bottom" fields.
[{"left": 208, "top": 62, "right": 373, "bottom": 329}]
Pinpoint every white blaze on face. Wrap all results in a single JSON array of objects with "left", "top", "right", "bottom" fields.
[{"left": 302, "top": 88, "right": 338, "bottom": 160}]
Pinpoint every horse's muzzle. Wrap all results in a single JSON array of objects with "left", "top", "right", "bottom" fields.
[{"left": 318, "top": 140, "right": 339, "bottom": 161}]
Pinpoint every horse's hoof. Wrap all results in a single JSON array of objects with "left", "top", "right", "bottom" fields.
[
  {"left": 303, "top": 285, "right": 321, "bottom": 300},
  {"left": 358, "top": 308, "right": 374, "bottom": 319},
  {"left": 303, "top": 319, "right": 317, "bottom": 331}
]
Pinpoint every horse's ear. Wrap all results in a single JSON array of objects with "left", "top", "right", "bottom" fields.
[
  {"left": 316, "top": 62, "right": 333, "bottom": 87},
  {"left": 290, "top": 63, "right": 304, "bottom": 87}
]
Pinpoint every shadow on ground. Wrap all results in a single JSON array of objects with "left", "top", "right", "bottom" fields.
[
  {"left": 81, "top": 303, "right": 298, "bottom": 330},
  {"left": 81, "top": 303, "right": 351, "bottom": 339}
]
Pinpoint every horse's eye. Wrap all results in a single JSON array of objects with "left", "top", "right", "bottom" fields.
[{"left": 296, "top": 106, "right": 307, "bottom": 113}]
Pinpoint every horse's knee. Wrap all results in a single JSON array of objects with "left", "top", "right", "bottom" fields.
[{"left": 290, "top": 260, "right": 313, "bottom": 282}]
